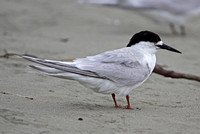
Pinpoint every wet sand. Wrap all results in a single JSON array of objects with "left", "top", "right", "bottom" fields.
[{"left": 0, "top": 0, "right": 200, "bottom": 133}]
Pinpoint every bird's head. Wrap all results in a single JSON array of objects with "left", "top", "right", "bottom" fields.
[{"left": 127, "top": 31, "right": 182, "bottom": 54}]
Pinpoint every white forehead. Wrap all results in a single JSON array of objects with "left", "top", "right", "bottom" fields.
[{"left": 156, "top": 41, "right": 163, "bottom": 45}]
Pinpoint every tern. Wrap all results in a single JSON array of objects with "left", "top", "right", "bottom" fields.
[
  {"left": 17, "top": 31, "right": 181, "bottom": 109},
  {"left": 83, "top": 0, "right": 200, "bottom": 35}
]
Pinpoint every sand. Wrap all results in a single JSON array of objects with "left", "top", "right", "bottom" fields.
[{"left": 0, "top": 0, "right": 200, "bottom": 134}]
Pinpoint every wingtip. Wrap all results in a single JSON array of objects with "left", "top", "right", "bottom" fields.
[
  {"left": 29, "top": 65, "right": 45, "bottom": 72},
  {"left": 29, "top": 65, "right": 36, "bottom": 69}
]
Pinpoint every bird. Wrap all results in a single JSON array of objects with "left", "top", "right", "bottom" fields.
[
  {"left": 17, "top": 31, "right": 181, "bottom": 109},
  {"left": 82, "top": 0, "right": 200, "bottom": 35}
]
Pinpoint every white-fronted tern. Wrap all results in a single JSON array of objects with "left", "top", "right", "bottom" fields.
[{"left": 17, "top": 31, "right": 181, "bottom": 109}]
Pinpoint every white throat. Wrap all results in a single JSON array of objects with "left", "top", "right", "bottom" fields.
[{"left": 133, "top": 41, "right": 157, "bottom": 54}]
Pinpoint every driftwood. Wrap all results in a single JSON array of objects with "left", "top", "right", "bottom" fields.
[
  {"left": 153, "top": 64, "right": 200, "bottom": 82},
  {"left": 1, "top": 51, "right": 200, "bottom": 82},
  {"left": 0, "top": 91, "right": 33, "bottom": 100}
]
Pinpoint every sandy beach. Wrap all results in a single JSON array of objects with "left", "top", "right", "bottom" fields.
[{"left": 0, "top": 0, "right": 200, "bottom": 133}]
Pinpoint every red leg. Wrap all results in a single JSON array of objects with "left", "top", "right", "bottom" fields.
[
  {"left": 112, "top": 94, "right": 132, "bottom": 109},
  {"left": 126, "top": 95, "right": 132, "bottom": 109},
  {"left": 112, "top": 93, "right": 122, "bottom": 108}
]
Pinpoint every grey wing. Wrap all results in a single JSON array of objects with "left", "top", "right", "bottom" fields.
[
  {"left": 19, "top": 47, "right": 150, "bottom": 86},
  {"left": 74, "top": 48, "right": 150, "bottom": 86},
  {"left": 20, "top": 55, "right": 102, "bottom": 78}
]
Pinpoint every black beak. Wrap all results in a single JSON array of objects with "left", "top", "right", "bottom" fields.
[{"left": 156, "top": 44, "right": 182, "bottom": 54}]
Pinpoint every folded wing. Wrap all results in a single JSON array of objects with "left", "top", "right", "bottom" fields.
[{"left": 21, "top": 55, "right": 102, "bottom": 78}]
